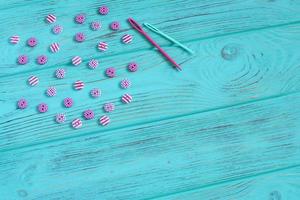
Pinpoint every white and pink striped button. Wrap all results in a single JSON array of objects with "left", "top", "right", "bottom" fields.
[
  {"left": 122, "top": 34, "right": 133, "bottom": 44},
  {"left": 46, "top": 14, "right": 56, "bottom": 23},
  {"left": 72, "top": 118, "right": 82, "bottom": 129},
  {"left": 73, "top": 80, "right": 84, "bottom": 90},
  {"left": 72, "top": 56, "right": 82, "bottom": 66},
  {"left": 98, "top": 42, "right": 108, "bottom": 51},
  {"left": 121, "top": 93, "right": 133, "bottom": 104},
  {"left": 99, "top": 115, "right": 110, "bottom": 126},
  {"left": 28, "top": 75, "right": 39, "bottom": 86},
  {"left": 10, "top": 35, "right": 20, "bottom": 44},
  {"left": 50, "top": 42, "right": 60, "bottom": 53}
]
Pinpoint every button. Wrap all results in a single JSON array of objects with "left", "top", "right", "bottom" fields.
[
  {"left": 75, "top": 32, "right": 85, "bottom": 42},
  {"left": 46, "top": 14, "right": 56, "bottom": 23},
  {"left": 38, "top": 103, "right": 48, "bottom": 113},
  {"left": 55, "top": 113, "right": 66, "bottom": 123},
  {"left": 18, "top": 55, "right": 28, "bottom": 65},
  {"left": 27, "top": 37, "right": 38, "bottom": 47},
  {"left": 90, "top": 88, "right": 101, "bottom": 98},
  {"left": 98, "top": 42, "right": 108, "bottom": 51},
  {"left": 83, "top": 109, "right": 95, "bottom": 120},
  {"left": 73, "top": 80, "right": 84, "bottom": 90},
  {"left": 99, "top": 6, "right": 109, "bottom": 15},
  {"left": 17, "top": 98, "right": 28, "bottom": 109},
  {"left": 122, "top": 34, "right": 133, "bottom": 44},
  {"left": 120, "top": 79, "right": 131, "bottom": 89},
  {"left": 99, "top": 115, "right": 110, "bottom": 126},
  {"left": 90, "top": 21, "right": 101, "bottom": 31},
  {"left": 37, "top": 55, "right": 48, "bottom": 65},
  {"left": 46, "top": 86, "right": 57, "bottom": 97},
  {"left": 105, "top": 67, "right": 116, "bottom": 78},
  {"left": 50, "top": 42, "right": 60, "bottom": 53},
  {"left": 72, "top": 56, "right": 82, "bottom": 66},
  {"left": 52, "top": 25, "right": 63, "bottom": 34},
  {"left": 128, "top": 62, "right": 138, "bottom": 72},
  {"left": 121, "top": 93, "right": 133, "bottom": 104},
  {"left": 103, "top": 103, "right": 115, "bottom": 112},
  {"left": 72, "top": 118, "right": 82, "bottom": 129},
  {"left": 28, "top": 75, "right": 39, "bottom": 86},
  {"left": 88, "top": 59, "right": 99, "bottom": 69},
  {"left": 55, "top": 68, "right": 66, "bottom": 79},
  {"left": 75, "top": 13, "right": 86, "bottom": 24},
  {"left": 10, "top": 35, "right": 20, "bottom": 44},
  {"left": 110, "top": 21, "right": 120, "bottom": 30},
  {"left": 63, "top": 97, "right": 73, "bottom": 108}
]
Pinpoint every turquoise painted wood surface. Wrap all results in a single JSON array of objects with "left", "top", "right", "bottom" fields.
[{"left": 0, "top": 0, "right": 300, "bottom": 199}]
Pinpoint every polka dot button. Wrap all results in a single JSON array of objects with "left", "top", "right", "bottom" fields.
[
  {"left": 17, "top": 99, "right": 28, "bottom": 109},
  {"left": 55, "top": 113, "right": 66, "bottom": 123},
  {"left": 75, "top": 32, "right": 85, "bottom": 42},
  {"left": 99, "top": 6, "right": 109, "bottom": 15},
  {"left": 90, "top": 88, "right": 101, "bottom": 98},
  {"left": 105, "top": 67, "right": 116, "bottom": 78},
  {"left": 128, "top": 62, "right": 138, "bottom": 72},
  {"left": 18, "top": 55, "right": 28, "bottom": 65},
  {"left": 75, "top": 14, "right": 86, "bottom": 24},
  {"left": 38, "top": 103, "right": 48, "bottom": 113},
  {"left": 103, "top": 103, "right": 115, "bottom": 112},
  {"left": 110, "top": 21, "right": 120, "bottom": 30},
  {"left": 37, "top": 55, "right": 48, "bottom": 65},
  {"left": 52, "top": 25, "right": 63, "bottom": 34},
  {"left": 83, "top": 109, "right": 95, "bottom": 120},
  {"left": 27, "top": 37, "right": 38, "bottom": 47},
  {"left": 63, "top": 97, "right": 73, "bottom": 108},
  {"left": 90, "top": 21, "right": 101, "bottom": 31}
]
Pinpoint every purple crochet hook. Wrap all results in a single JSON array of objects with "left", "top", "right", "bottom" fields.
[{"left": 128, "top": 18, "right": 182, "bottom": 71}]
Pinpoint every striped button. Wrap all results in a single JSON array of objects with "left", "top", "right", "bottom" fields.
[
  {"left": 50, "top": 42, "right": 60, "bottom": 53},
  {"left": 73, "top": 80, "right": 84, "bottom": 90},
  {"left": 99, "top": 115, "right": 110, "bottom": 126},
  {"left": 122, "top": 34, "right": 133, "bottom": 44},
  {"left": 28, "top": 75, "right": 39, "bottom": 86},
  {"left": 10, "top": 35, "right": 20, "bottom": 44},
  {"left": 46, "top": 14, "right": 56, "bottom": 23},
  {"left": 72, "top": 118, "right": 82, "bottom": 129},
  {"left": 98, "top": 42, "right": 108, "bottom": 51},
  {"left": 46, "top": 86, "right": 57, "bottom": 97},
  {"left": 55, "top": 68, "right": 65, "bottom": 79},
  {"left": 88, "top": 59, "right": 99, "bottom": 69},
  {"left": 72, "top": 56, "right": 82, "bottom": 66},
  {"left": 121, "top": 93, "right": 133, "bottom": 104}
]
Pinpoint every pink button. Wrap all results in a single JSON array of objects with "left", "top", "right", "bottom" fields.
[
  {"left": 121, "top": 93, "right": 133, "bottom": 104},
  {"left": 55, "top": 68, "right": 66, "bottom": 79},
  {"left": 10, "top": 35, "right": 20, "bottom": 44},
  {"left": 73, "top": 80, "right": 84, "bottom": 90},
  {"left": 72, "top": 118, "right": 82, "bottom": 129},
  {"left": 110, "top": 21, "right": 120, "bottom": 30},
  {"left": 99, "top": 6, "right": 109, "bottom": 15},
  {"left": 122, "top": 34, "right": 133, "bottom": 44},
  {"left": 88, "top": 59, "right": 99, "bottom": 69},
  {"left": 83, "top": 109, "right": 94, "bottom": 120},
  {"left": 75, "top": 14, "right": 86, "bottom": 24},
  {"left": 98, "top": 42, "right": 108, "bottom": 51},
  {"left": 28, "top": 75, "right": 39, "bottom": 86},
  {"left": 46, "top": 14, "right": 56, "bottom": 23},
  {"left": 56, "top": 113, "right": 66, "bottom": 123},
  {"left": 103, "top": 103, "right": 115, "bottom": 113},
  {"left": 90, "top": 88, "right": 101, "bottom": 98},
  {"left": 90, "top": 21, "right": 101, "bottom": 31},
  {"left": 75, "top": 32, "right": 85, "bottom": 42},
  {"left": 105, "top": 67, "right": 116, "bottom": 78},
  {"left": 27, "top": 37, "right": 38, "bottom": 47},
  {"left": 63, "top": 97, "right": 73, "bottom": 108},
  {"left": 50, "top": 42, "right": 60, "bottom": 53},
  {"left": 52, "top": 25, "right": 63, "bottom": 34},
  {"left": 99, "top": 115, "right": 110, "bottom": 126},
  {"left": 128, "top": 62, "right": 138, "bottom": 72},
  {"left": 17, "top": 98, "right": 28, "bottom": 109},
  {"left": 38, "top": 103, "right": 48, "bottom": 113},
  {"left": 37, "top": 55, "right": 48, "bottom": 65},
  {"left": 120, "top": 79, "right": 131, "bottom": 89},
  {"left": 72, "top": 56, "right": 82, "bottom": 66},
  {"left": 46, "top": 86, "right": 57, "bottom": 97},
  {"left": 18, "top": 55, "right": 28, "bottom": 65}
]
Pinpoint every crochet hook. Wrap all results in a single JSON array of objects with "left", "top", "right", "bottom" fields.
[
  {"left": 128, "top": 18, "right": 182, "bottom": 71},
  {"left": 143, "top": 22, "right": 194, "bottom": 54}
]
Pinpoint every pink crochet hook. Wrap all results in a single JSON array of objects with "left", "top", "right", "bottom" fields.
[{"left": 128, "top": 18, "right": 182, "bottom": 71}]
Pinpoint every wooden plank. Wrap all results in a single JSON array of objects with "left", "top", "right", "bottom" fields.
[
  {"left": 0, "top": 92, "right": 299, "bottom": 199},
  {"left": 155, "top": 166, "right": 300, "bottom": 200},
  {"left": 1, "top": 24, "right": 300, "bottom": 151},
  {"left": 1, "top": 0, "right": 300, "bottom": 76}
]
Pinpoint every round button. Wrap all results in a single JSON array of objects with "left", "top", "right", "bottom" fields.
[
  {"left": 88, "top": 59, "right": 99, "bottom": 69},
  {"left": 110, "top": 21, "right": 120, "bottom": 30},
  {"left": 90, "top": 21, "right": 101, "bottom": 31},
  {"left": 99, "top": 6, "right": 109, "bottom": 15},
  {"left": 105, "top": 67, "right": 116, "bottom": 78},
  {"left": 83, "top": 109, "right": 95, "bottom": 120},
  {"left": 103, "top": 103, "right": 115, "bottom": 113},
  {"left": 75, "top": 32, "right": 85, "bottom": 42},
  {"left": 27, "top": 37, "right": 38, "bottom": 47},
  {"left": 75, "top": 14, "right": 86, "bottom": 24},
  {"left": 17, "top": 99, "right": 28, "bottom": 109},
  {"left": 63, "top": 97, "right": 73, "bottom": 108},
  {"left": 55, "top": 68, "right": 66, "bottom": 79},
  {"left": 55, "top": 113, "right": 66, "bottom": 124},
  {"left": 120, "top": 79, "right": 131, "bottom": 89},
  {"left": 128, "top": 62, "right": 138, "bottom": 72},
  {"left": 52, "top": 25, "right": 63, "bottom": 34},
  {"left": 90, "top": 88, "right": 101, "bottom": 98},
  {"left": 38, "top": 103, "right": 48, "bottom": 113},
  {"left": 37, "top": 55, "right": 48, "bottom": 65},
  {"left": 17, "top": 55, "right": 28, "bottom": 65}
]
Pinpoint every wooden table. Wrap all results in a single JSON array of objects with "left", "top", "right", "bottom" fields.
[{"left": 0, "top": 0, "right": 300, "bottom": 199}]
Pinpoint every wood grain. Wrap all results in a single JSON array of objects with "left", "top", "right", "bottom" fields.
[{"left": 0, "top": 92, "right": 299, "bottom": 199}]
